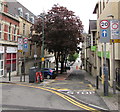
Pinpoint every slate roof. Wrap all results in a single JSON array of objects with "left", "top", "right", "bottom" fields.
[
  {"left": 88, "top": 20, "right": 97, "bottom": 34},
  {"left": 7, "top": 0, "right": 36, "bottom": 23}
]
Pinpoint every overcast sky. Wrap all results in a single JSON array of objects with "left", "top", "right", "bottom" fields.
[{"left": 16, "top": 0, "right": 97, "bottom": 32}]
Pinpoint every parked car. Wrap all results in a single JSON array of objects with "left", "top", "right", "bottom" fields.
[{"left": 40, "top": 68, "right": 56, "bottom": 79}]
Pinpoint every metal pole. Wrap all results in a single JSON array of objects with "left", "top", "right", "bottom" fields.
[
  {"left": 35, "top": 42, "right": 37, "bottom": 68},
  {"left": 23, "top": 52, "right": 25, "bottom": 82},
  {"left": 104, "top": 43, "right": 109, "bottom": 96},
  {"left": 113, "top": 42, "right": 116, "bottom": 94},
  {"left": 41, "top": 14, "right": 45, "bottom": 69}
]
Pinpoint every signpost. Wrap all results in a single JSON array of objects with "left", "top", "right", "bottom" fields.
[
  {"left": 100, "top": 19, "right": 120, "bottom": 96},
  {"left": 18, "top": 38, "right": 23, "bottom": 52},
  {"left": 100, "top": 20, "right": 110, "bottom": 96},
  {"left": 100, "top": 20, "right": 110, "bottom": 43},
  {"left": 19, "top": 37, "right": 28, "bottom": 82},
  {"left": 110, "top": 20, "right": 120, "bottom": 94},
  {"left": 110, "top": 20, "right": 120, "bottom": 43}
]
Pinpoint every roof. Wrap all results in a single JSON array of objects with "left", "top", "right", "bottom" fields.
[
  {"left": 7, "top": 0, "right": 36, "bottom": 23},
  {"left": 88, "top": 20, "right": 97, "bottom": 34}
]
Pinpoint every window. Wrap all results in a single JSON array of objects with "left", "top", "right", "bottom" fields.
[
  {"left": 14, "top": 25, "right": 16, "bottom": 41},
  {"left": 0, "top": 23, "right": 2, "bottom": 39},
  {"left": 18, "top": 8, "right": 23, "bottom": 17},
  {"left": 8, "top": 23, "right": 11, "bottom": 40},
  {"left": 30, "top": 16, "right": 34, "bottom": 24},
  {"left": 6, "top": 53, "right": 17, "bottom": 72},
  {"left": 0, "top": 2, "right": 2, "bottom": 11},
  {"left": 0, "top": 54, "right": 4, "bottom": 76},
  {"left": 23, "top": 23, "right": 25, "bottom": 35},
  {"left": 25, "top": 13, "right": 29, "bottom": 21},
  {"left": 103, "top": 0, "right": 105, "bottom": 9}
]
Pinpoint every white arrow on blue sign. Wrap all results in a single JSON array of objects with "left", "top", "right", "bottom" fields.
[
  {"left": 23, "top": 43, "right": 28, "bottom": 52},
  {"left": 100, "top": 20, "right": 110, "bottom": 43},
  {"left": 102, "top": 30, "right": 107, "bottom": 37}
]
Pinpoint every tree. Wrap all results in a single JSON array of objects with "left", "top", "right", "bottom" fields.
[
  {"left": 68, "top": 53, "right": 79, "bottom": 62},
  {"left": 34, "top": 4, "right": 83, "bottom": 73}
]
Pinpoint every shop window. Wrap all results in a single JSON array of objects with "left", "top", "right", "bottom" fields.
[
  {"left": 6, "top": 53, "right": 17, "bottom": 72},
  {"left": 0, "top": 54, "right": 4, "bottom": 76}
]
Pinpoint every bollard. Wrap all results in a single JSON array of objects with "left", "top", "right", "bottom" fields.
[
  {"left": 96, "top": 76, "right": 99, "bottom": 89},
  {"left": 113, "top": 79, "right": 116, "bottom": 94},
  {"left": 9, "top": 72, "right": 11, "bottom": 81}
]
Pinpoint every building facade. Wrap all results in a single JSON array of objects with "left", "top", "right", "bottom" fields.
[
  {"left": 93, "top": 0, "right": 120, "bottom": 87},
  {"left": 0, "top": 1, "right": 19, "bottom": 77},
  {"left": 6, "top": 1, "right": 42, "bottom": 75}
]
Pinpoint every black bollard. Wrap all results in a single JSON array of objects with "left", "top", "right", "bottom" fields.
[
  {"left": 9, "top": 72, "right": 11, "bottom": 81},
  {"left": 113, "top": 79, "right": 116, "bottom": 94},
  {"left": 96, "top": 75, "right": 99, "bottom": 89}
]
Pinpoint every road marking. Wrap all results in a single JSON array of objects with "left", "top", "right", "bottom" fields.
[{"left": 1, "top": 82, "right": 101, "bottom": 111}]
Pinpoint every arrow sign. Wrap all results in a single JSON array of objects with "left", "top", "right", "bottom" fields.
[
  {"left": 102, "top": 30, "right": 107, "bottom": 37},
  {"left": 100, "top": 20, "right": 110, "bottom": 43}
]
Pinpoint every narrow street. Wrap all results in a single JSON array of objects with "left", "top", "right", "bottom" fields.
[{"left": 1, "top": 62, "right": 110, "bottom": 111}]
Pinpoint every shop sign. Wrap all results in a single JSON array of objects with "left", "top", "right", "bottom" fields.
[
  {"left": 6, "top": 47, "right": 17, "bottom": 53},
  {"left": 0, "top": 46, "right": 4, "bottom": 53}
]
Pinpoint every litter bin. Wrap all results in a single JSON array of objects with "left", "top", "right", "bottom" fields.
[{"left": 29, "top": 67, "right": 39, "bottom": 83}]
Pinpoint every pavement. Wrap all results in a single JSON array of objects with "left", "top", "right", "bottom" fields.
[{"left": 0, "top": 69, "right": 120, "bottom": 112}]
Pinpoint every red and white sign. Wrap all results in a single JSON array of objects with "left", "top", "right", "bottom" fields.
[
  {"left": 23, "top": 37, "right": 28, "bottom": 44},
  {"left": 18, "top": 38, "right": 23, "bottom": 51},
  {"left": 100, "top": 20, "right": 110, "bottom": 29},
  {"left": 112, "top": 23, "right": 119, "bottom": 29}
]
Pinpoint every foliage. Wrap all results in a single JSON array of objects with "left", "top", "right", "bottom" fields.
[
  {"left": 34, "top": 4, "right": 83, "bottom": 73},
  {"left": 68, "top": 53, "right": 79, "bottom": 62}
]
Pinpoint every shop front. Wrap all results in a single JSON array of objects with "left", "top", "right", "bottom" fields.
[{"left": 5, "top": 47, "right": 17, "bottom": 76}]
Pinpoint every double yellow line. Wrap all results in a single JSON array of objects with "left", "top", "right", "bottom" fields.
[{"left": 1, "top": 83, "right": 101, "bottom": 112}]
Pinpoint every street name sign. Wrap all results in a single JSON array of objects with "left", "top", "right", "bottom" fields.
[{"left": 100, "top": 20, "right": 110, "bottom": 43}]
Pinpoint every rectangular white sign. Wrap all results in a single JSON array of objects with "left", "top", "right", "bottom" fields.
[
  {"left": 110, "top": 20, "right": 120, "bottom": 39},
  {"left": 6, "top": 47, "right": 17, "bottom": 53}
]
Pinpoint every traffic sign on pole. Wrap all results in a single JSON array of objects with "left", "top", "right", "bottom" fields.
[
  {"left": 100, "top": 20, "right": 110, "bottom": 29},
  {"left": 23, "top": 37, "right": 28, "bottom": 52},
  {"left": 100, "top": 20, "right": 110, "bottom": 43},
  {"left": 18, "top": 37, "right": 23, "bottom": 52},
  {"left": 110, "top": 20, "right": 120, "bottom": 43}
]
